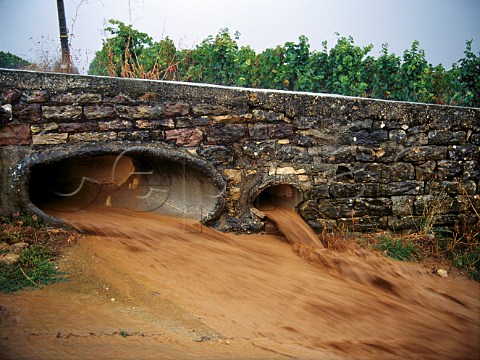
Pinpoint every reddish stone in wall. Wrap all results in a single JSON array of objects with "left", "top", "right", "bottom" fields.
[
  {"left": 165, "top": 128, "right": 203, "bottom": 146},
  {"left": 162, "top": 102, "right": 190, "bottom": 117},
  {"left": 0, "top": 124, "right": 30, "bottom": 145}
]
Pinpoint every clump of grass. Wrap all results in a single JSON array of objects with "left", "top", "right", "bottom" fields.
[
  {"left": 0, "top": 244, "right": 66, "bottom": 293},
  {"left": 449, "top": 213, "right": 480, "bottom": 280},
  {"left": 373, "top": 234, "right": 420, "bottom": 261},
  {"left": 451, "top": 246, "right": 480, "bottom": 281},
  {"left": 0, "top": 213, "right": 77, "bottom": 293}
]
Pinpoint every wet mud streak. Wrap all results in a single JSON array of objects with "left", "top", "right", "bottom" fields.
[
  {"left": 258, "top": 196, "right": 324, "bottom": 248},
  {"left": 259, "top": 198, "right": 404, "bottom": 296},
  {"left": 1, "top": 204, "right": 479, "bottom": 359}
]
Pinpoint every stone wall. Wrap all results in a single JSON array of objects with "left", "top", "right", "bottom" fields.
[{"left": 0, "top": 69, "right": 478, "bottom": 233}]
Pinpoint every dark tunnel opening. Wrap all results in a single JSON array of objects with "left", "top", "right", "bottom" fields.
[
  {"left": 28, "top": 152, "right": 223, "bottom": 221},
  {"left": 253, "top": 184, "right": 303, "bottom": 234},
  {"left": 254, "top": 184, "right": 303, "bottom": 210}
]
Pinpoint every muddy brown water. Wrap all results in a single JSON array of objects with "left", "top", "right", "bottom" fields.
[{"left": 1, "top": 203, "right": 479, "bottom": 359}]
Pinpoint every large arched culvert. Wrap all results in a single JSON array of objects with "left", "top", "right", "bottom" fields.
[{"left": 22, "top": 144, "right": 226, "bottom": 224}]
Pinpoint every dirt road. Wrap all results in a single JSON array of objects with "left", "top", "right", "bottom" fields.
[{"left": 1, "top": 205, "right": 479, "bottom": 359}]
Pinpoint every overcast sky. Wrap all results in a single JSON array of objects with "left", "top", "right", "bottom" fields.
[{"left": 0, "top": 0, "right": 479, "bottom": 74}]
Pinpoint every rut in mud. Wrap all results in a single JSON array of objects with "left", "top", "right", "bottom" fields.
[{"left": 1, "top": 200, "right": 479, "bottom": 359}]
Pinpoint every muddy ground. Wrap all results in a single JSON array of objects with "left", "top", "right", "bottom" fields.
[{"left": 1, "top": 205, "right": 479, "bottom": 359}]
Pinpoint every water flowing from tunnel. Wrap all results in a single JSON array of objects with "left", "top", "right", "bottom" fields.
[
  {"left": 257, "top": 195, "right": 324, "bottom": 248},
  {"left": 1, "top": 199, "right": 479, "bottom": 359}
]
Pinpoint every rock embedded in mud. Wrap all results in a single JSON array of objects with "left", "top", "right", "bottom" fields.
[
  {"left": 436, "top": 269, "right": 448, "bottom": 277},
  {"left": 0, "top": 252, "right": 20, "bottom": 265}
]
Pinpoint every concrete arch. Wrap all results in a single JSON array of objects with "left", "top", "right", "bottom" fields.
[{"left": 11, "top": 142, "right": 226, "bottom": 225}]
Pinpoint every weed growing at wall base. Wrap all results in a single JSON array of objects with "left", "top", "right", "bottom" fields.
[
  {"left": 0, "top": 213, "right": 77, "bottom": 293},
  {"left": 450, "top": 215, "right": 480, "bottom": 280},
  {"left": 359, "top": 230, "right": 479, "bottom": 281},
  {"left": 0, "top": 244, "right": 66, "bottom": 293},
  {"left": 452, "top": 246, "right": 480, "bottom": 281},
  {"left": 374, "top": 234, "right": 420, "bottom": 261}
]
